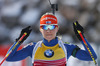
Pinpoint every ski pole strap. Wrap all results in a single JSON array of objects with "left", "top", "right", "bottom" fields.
[{"left": 77, "top": 30, "right": 97, "bottom": 66}]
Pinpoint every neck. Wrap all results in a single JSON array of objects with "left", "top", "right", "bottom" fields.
[
  {"left": 47, "top": 37, "right": 56, "bottom": 42},
  {"left": 43, "top": 37, "right": 58, "bottom": 47}
]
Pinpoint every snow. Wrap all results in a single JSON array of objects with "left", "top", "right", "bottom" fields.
[
  {"left": 19, "top": 8, "right": 41, "bottom": 25},
  {"left": 1, "top": 1, "right": 24, "bottom": 17}
]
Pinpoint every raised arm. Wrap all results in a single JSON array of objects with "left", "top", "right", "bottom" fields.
[
  {"left": 6, "top": 26, "right": 32, "bottom": 61},
  {"left": 6, "top": 42, "right": 34, "bottom": 61},
  {"left": 73, "top": 21, "right": 97, "bottom": 62},
  {"left": 75, "top": 38, "right": 97, "bottom": 61}
]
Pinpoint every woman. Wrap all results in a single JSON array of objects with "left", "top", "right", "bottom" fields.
[{"left": 6, "top": 13, "right": 97, "bottom": 66}]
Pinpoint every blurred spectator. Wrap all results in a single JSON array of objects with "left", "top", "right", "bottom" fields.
[{"left": 0, "top": 0, "right": 99, "bottom": 44}]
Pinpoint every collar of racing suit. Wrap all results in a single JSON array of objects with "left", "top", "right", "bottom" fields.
[{"left": 43, "top": 37, "right": 58, "bottom": 47}]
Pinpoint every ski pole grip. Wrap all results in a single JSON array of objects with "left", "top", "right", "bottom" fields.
[{"left": 12, "top": 32, "right": 27, "bottom": 50}]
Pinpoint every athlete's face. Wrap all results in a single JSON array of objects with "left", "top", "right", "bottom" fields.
[{"left": 40, "top": 25, "right": 59, "bottom": 42}]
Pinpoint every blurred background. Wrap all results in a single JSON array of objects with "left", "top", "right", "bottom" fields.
[{"left": 0, "top": 0, "right": 100, "bottom": 66}]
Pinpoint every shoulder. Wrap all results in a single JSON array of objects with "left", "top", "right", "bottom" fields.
[
  {"left": 64, "top": 42, "right": 78, "bottom": 50},
  {"left": 64, "top": 42, "right": 75, "bottom": 47},
  {"left": 23, "top": 42, "right": 37, "bottom": 49}
]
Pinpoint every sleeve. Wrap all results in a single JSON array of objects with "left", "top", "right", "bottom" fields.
[
  {"left": 64, "top": 40, "right": 97, "bottom": 61},
  {"left": 6, "top": 42, "right": 35, "bottom": 61},
  {"left": 75, "top": 38, "right": 97, "bottom": 61},
  {"left": 71, "top": 45, "right": 80, "bottom": 57},
  {"left": 64, "top": 43, "right": 78, "bottom": 59}
]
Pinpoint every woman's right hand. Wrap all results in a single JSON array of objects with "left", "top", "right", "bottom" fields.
[{"left": 16, "top": 26, "right": 32, "bottom": 44}]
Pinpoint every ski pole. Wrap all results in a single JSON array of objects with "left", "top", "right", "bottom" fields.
[
  {"left": 0, "top": 32, "right": 27, "bottom": 66},
  {"left": 77, "top": 30, "right": 98, "bottom": 66}
]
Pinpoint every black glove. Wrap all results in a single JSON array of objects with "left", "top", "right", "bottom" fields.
[
  {"left": 16, "top": 26, "right": 32, "bottom": 44},
  {"left": 73, "top": 21, "right": 84, "bottom": 41}
]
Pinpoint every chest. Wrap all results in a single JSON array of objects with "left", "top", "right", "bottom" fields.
[{"left": 34, "top": 44, "right": 65, "bottom": 60}]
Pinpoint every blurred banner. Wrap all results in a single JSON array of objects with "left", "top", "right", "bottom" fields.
[{"left": 0, "top": 45, "right": 27, "bottom": 66}]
